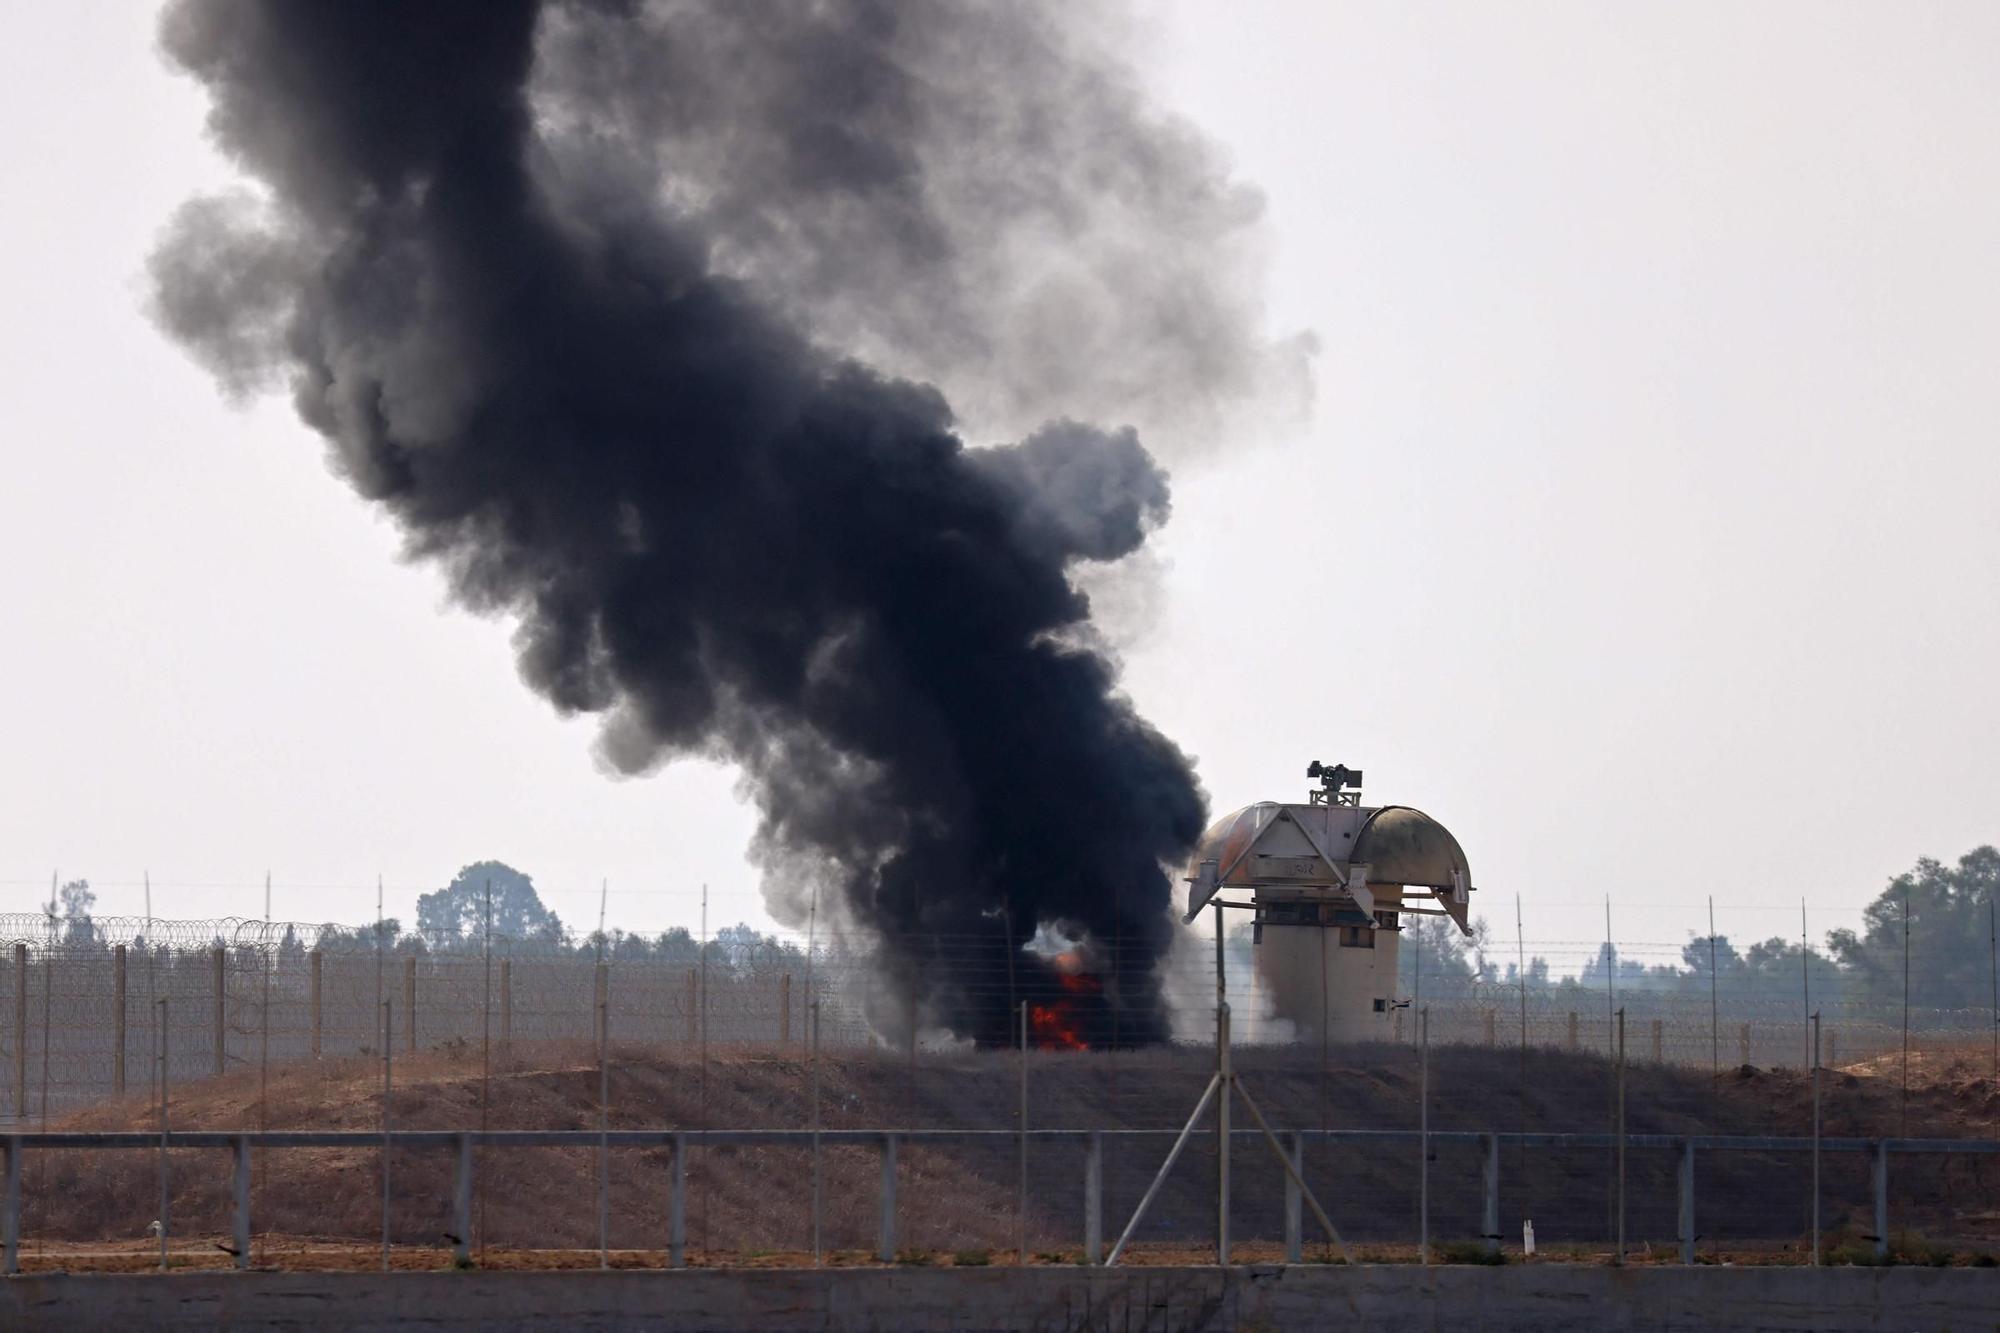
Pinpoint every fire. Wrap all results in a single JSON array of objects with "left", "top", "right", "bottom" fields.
[{"left": 1028, "top": 954, "right": 1100, "bottom": 1050}]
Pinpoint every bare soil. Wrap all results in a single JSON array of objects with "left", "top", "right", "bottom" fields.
[{"left": 11, "top": 1039, "right": 1998, "bottom": 1270}]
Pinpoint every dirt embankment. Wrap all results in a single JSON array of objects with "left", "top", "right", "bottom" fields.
[{"left": 18, "top": 1040, "right": 2000, "bottom": 1260}]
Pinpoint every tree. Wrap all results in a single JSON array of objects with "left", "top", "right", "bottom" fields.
[
  {"left": 414, "top": 861, "right": 564, "bottom": 941},
  {"left": 57, "top": 878, "right": 95, "bottom": 945},
  {"left": 1827, "top": 847, "right": 2000, "bottom": 1009}
]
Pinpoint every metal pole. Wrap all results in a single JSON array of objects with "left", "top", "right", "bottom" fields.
[
  {"left": 1215, "top": 902, "right": 1230, "bottom": 1266},
  {"left": 1799, "top": 899, "right": 1810, "bottom": 1072},
  {"left": 1989, "top": 897, "right": 1997, "bottom": 1085},
  {"left": 1018, "top": 999, "right": 1029, "bottom": 1266},
  {"left": 231, "top": 1134, "right": 250, "bottom": 1271},
  {"left": 1104, "top": 1074, "right": 1221, "bottom": 1266},
  {"left": 597, "top": 996, "right": 609, "bottom": 1271},
  {"left": 1811, "top": 1010, "right": 1822, "bottom": 1266},
  {"left": 2, "top": 1136, "right": 18, "bottom": 1276},
  {"left": 1419, "top": 1005, "right": 1429, "bottom": 1265},
  {"left": 113, "top": 945, "right": 127, "bottom": 1097},
  {"left": 1678, "top": 1139, "right": 1695, "bottom": 1265},
  {"left": 1615, "top": 1007, "right": 1626, "bottom": 1264},
  {"left": 877, "top": 1133, "right": 898, "bottom": 1262},
  {"left": 380, "top": 998, "right": 391, "bottom": 1272},
  {"left": 157, "top": 997, "right": 169, "bottom": 1271},
  {"left": 1284, "top": 1131, "right": 1303, "bottom": 1264},
  {"left": 212, "top": 945, "right": 225, "bottom": 1078},
  {"left": 452, "top": 1133, "right": 472, "bottom": 1268},
  {"left": 668, "top": 1132, "right": 687, "bottom": 1269},
  {"left": 1482, "top": 1132, "right": 1500, "bottom": 1257},
  {"left": 810, "top": 1000, "right": 822, "bottom": 1265},
  {"left": 1708, "top": 898, "right": 1719, "bottom": 1093},
  {"left": 1085, "top": 1130, "right": 1104, "bottom": 1265},
  {"left": 1871, "top": 1140, "right": 1889, "bottom": 1261},
  {"left": 310, "top": 950, "right": 322, "bottom": 1061},
  {"left": 479, "top": 881, "right": 491, "bottom": 1258},
  {"left": 13, "top": 944, "right": 25, "bottom": 1120},
  {"left": 1901, "top": 886, "right": 1911, "bottom": 1136}
]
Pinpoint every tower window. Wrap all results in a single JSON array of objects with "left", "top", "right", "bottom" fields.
[{"left": 1339, "top": 924, "right": 1375, "bottom": 949}]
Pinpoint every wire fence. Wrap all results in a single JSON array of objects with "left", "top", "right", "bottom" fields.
[
  {"left": 0, "top": 909, "right": 1996, "bottom": 1268},
  {"left": 0, "top": 911, "right": 1995, "bottom": 1120}
]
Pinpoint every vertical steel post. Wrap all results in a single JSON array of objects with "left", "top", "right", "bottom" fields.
[
  {"left": 1019, "top": 1000, "right": 1029, "bottom": 1266},
  {"left": 113, "top": 945, "right": 127, "bottom": 1096},
  {"left": 1284, "top": 1133, "right": 1303, "bottom": 1263},
  {"left": 669, "top": 1132, "right": 687, "bottom": 1269},
  {"left": 212, "top": 946, "right": 226, "bottom": 1077},
  {"left": 1215, "top": 903, "right": 1230, "bottom": 1268},
  {"left": 452, "top": 1132, "right": 472, "bottom": 1268},
  {"left": 403, "top": 956, "right": 416, "bottom": 1054},
  {"left": 1615, "top": 1007, "right": 1626, "bottom": 1264},
  {"left": 2, "top": 1137, "right": 19, "bottom": 1275},
  {"left": 1419, "top": 1006, "right": 1429, "bottom": 1265},
  {"left": 157, "top": 998, "right": 170, "bottom": 1271},
  {"left": 686, "top": 970, "right": 698, "bottom": 1045},
  {"left": 1085, "top": 1130, "right": 1104, "bottom": 1265},
  {"left": 380, "top": 999, "right": 391, "bottom": 1271},
  {"left": 309, "top": 950, "right": 322, "bottom": 1060},
  {"left": 809, "top": 1001, "right": 822, "bottom": 1266},
  {"left": 1677, "top": 1139, "right": 1695, "bottom": 1265},
  {"left": 878, "top": 1133, "right": 898, "bottom": 1262},
  {"left": 231, "top": 1135, "right": 250, "bottom": 1271},
  {"left": 1872, "top": 1140, "right": 1889, "bottom": 1260},
  {"left": 1482, "top": 1132, "right": 1500, "bottom": 1256},
  {"left": 12, "top": 945, "right": 25, "bottom": 1119},
  {"left": 597, "top": 998, "right": 609, "bottom": 1271},
  {"left": 1811, "top": 1011, "right": 1822, "bottom": 1266},
  {"left": 499, "top": 959, "right": 513, "bottom": 1049}
]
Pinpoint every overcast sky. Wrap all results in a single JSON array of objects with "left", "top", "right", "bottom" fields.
[{"left": 2, "top": 3, "right": 1995, "bottom": 967}]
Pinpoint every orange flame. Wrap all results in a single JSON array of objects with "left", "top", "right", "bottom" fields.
[{"left": 1028, "top": 960, "right": 1100, "bottom": 1050}]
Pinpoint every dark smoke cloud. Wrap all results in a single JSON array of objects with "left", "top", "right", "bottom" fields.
[{"left": 150, "top": 0, "right": 1281, "bottom": 1045}]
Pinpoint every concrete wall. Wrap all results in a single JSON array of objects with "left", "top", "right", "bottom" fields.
[
  {"left": 7, "top": 1264, "right": 1997, "bottom": 1332},
  {"left": 1258, "top": 917, "right": 1399, "bottom": 1043}
]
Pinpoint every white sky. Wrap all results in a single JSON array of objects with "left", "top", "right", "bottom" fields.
[{"left": 2, "top": 3, "right": 1996, "bottom": 963}]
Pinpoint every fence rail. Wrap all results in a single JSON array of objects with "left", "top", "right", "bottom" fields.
[{"left": 3, "top": 1127, "right": 1991, "bottom": 1274}]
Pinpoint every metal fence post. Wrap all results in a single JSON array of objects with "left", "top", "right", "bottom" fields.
[
  {"left": 2, "top": 1135, "right": 19, "bottom": 1275},
  {"left": 878, "top": 1133, "right": 898, "bottom": 1261},
  {"left": 1482, "top": 1132, "right": 1500, "bottom": 1256},
  {"left": 1284, "top": 1132, "right": 1303, "bottom": 1263},
  {"left": 114, "top": 945, "right": 127, "bottom": 1096},
  {"left": 12, "top": 945, "right": 25, "bottom": 1118},
  {"left": 1678, "top": 1139, "right": 1695, "bottom": 1265},
  {"left": 309, "top": 950, "right": 323, "bottom": 1060},
  {"left": 453, "top": 1132, "right": 472, "bottom": 1268},
  {"left": 1085, "top": 1130, "right": 1104, "bottom": 1265},
  {"left": 669, "top": 1131, "right": 687, "bottom": 1269},
  {"left": 213, "top": 946, "right": 226, "bottom": 1078},
  {"left": 231, "top": 1135, "right": 250, "bottom": 1271},
  {"left": 1872, "top": 1141, "right": 1889, "bottom": 1260},
  {"left": 403, "top": 956, "right": 417, "bottom": 1053}
]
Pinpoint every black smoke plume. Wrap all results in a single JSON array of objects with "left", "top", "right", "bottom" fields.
[{"left": 152, "top": 1, "right": 1285, "bottom": 1045}]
